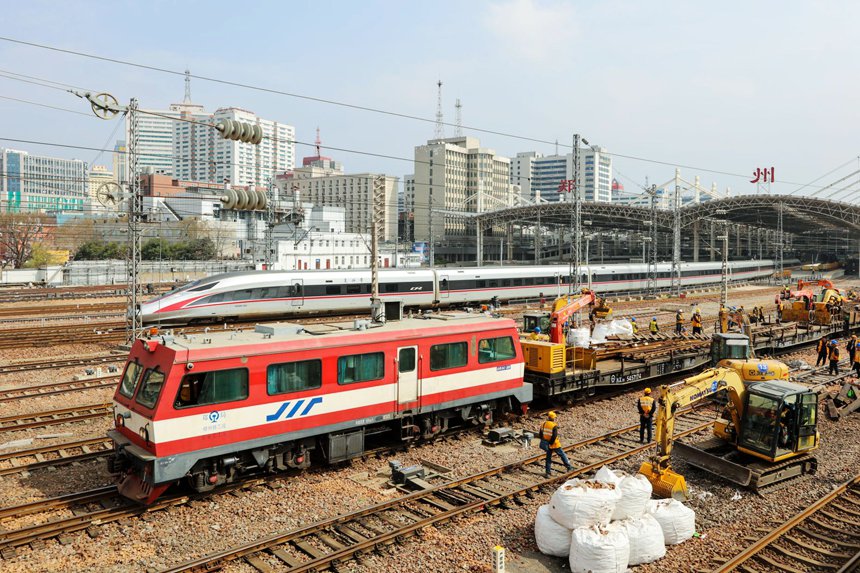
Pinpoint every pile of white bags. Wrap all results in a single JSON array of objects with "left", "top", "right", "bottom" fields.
[
  {"left": 549, "top": 478, "right": 621, "bottom": 529},
  {"left": 594, "top": 466, "right": 653, "bottom": 520},
  {"left": 569, "top": 523, "right": 630, "bottom": 573},
  {"left": 568, "top": 327, "right": 591, "bottom": 348},
  {"left": 534, "top": 465, "right": 696, "bottom": 569},
  {"left": 648, "top": 498, "right": 697, "bottom": 544},
  {"left": 618, "top": 513, "right": 666, "bottom": 565},
  {"left": 591, "top": 319, "right": 635, "bottom": 344},
  {"left": 534, "top": 505, "right": 571, "bottom": 557}
]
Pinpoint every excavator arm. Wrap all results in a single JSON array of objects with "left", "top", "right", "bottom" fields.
[
  {"left": 548, "top": 292, "right": 595, "bottom": 343},
  {"left": 641, "top": 368, "right": 747, "bottom": 499}
]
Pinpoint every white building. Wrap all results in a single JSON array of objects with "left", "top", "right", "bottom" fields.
[
  {"left": 174, "top": 107, "right": 295, "bottom": 187},
  {"left": 412, "top": 136, "right": 514, "bottom": 242},
  {"left": 280, "top": 166, "right": 398, "bottom": 241},
  {"left": 0, "top": 148, "right": 88, "bottom": 213},
  {"left": 87, "top": 165, "right": 116, "bottom": 210},
  {"left": 510, "top": 151, "right": 540, "bottom": 201},
  {"left": 517, "top": 146, "right": 613, "bottom": 202}
]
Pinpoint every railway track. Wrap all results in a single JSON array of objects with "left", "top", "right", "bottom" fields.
[
  {"left": 0, "top": 354, "right": 122, "bottom": 375},
  {"left": 156, "top": 412, "right": 717, "bottom": 573},
  {"left": 714, "top": 471, "right": 860, "bottom": 572},
  {"left": 0, "top": 409, "right": 714, "bottom": 558},
  {"left": 0, "top": 376, "right": 118, "bottom": 404},
  {"left": 0, "top": 403, "right": 112, "bottom": 433},
  {"left": 0, "top": 437, "right": 114, "bottom": 477}
]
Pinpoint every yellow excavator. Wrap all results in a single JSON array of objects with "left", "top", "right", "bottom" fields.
[{"left": 640, "top": 364, "right": 820, "bottom": 500}]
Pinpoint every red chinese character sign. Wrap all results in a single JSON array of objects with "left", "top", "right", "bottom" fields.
[
  {"left": 558, "top": 179, "right": 576, "bottom": 193},
  {"left": 750, "top": 167, "right": 775, "bottom": 184}
]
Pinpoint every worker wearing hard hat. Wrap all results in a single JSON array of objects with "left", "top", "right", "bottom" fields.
[
  {"left": 529, "top": 326, "right": 548, "bottom": 341},
  {"left": 853, "top": 342, "right": 860, "bottom": 377},
  {"left": 539, "top": 411, "right": 573, "bottom": 478},
  {"left": 630, "top": 317, "right": 638, "bottom": 335},
  {"left": 829, "top": 340, "right": 841, "bottom": 375},
  {"left": 675, "top": 310, "right": 684, "bottom": 335},
  {"left": 649, "top": 317, "right": 659, "bottom": 334},
  {"left": 848, "top": 335, "right": 858, "bottom": 365},
  {"left": 638, "top": 388, "right": 655, "bottom": 443},
  {"left": 691, "top": 311, "right": 703, "bottom": 335}
]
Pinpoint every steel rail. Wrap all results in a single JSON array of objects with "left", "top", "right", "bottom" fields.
[
  {"left": 714, "top": 471, "right": 860, "bottom": 572},
  {"left": 158, "top": 415, "right": 714, "bottom": 573},
  {"left": 0, "top": 437, "right": 114, "bottom": 477},
  {"left": 0, "top": 403, "right": 112, "bottom": 433}
]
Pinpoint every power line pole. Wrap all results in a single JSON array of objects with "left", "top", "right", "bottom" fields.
[
  {"left": 126, "top": 98, "right": 142, "bottom": 344},
  {"left": 646, "top": 184, "right": 658, "bottom": 296},
  {"left": 570, "top": 133, "right": 582, "bottom": 295},
  {"left": 672, "top": 169, "right": 682, "bottom": 296},
  {"left": 776, "top": 201, "right": 784, "bottom": 280},
  {"left": 370, "top": 175, "right": 385, "bottom": 322},
  {"left": 264, "top": 177, "right": 275, "bottom": 269},
  {"left": 715, "top": 209, "right": 728, "bottom": 306},
  {"left": 429, "top": 185, "right": 435, "bottom": 268}
]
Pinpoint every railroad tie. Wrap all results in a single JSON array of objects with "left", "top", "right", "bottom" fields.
[
  {"left": 335, "top": 525, "right": 370, "bottom": 544},
  {"left": 316, "top": 532, "right": 346, "bottom": 551},
  {"left": 270, "top": 548, "right": 301, "bottom": 567},
  {"left": 244, "top": 555, "right": 274, "bottom": 573},
  {"left": 293, "top": 539, "right": 326, "bottom": 559}
]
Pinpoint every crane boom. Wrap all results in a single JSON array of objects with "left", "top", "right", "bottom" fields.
[{"left": 547, "top": 291, "right": 595, "bottom": 343}]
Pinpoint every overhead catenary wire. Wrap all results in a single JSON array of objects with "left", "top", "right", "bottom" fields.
[{"left": 1, "top": 36, "right": 857, "bottom": 192}]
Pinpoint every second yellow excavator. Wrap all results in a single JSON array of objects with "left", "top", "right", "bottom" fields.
[{"left": 640, "top": 365, "right": 820, "bottom": 500}]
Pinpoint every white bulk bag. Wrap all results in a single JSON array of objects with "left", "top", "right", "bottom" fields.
[
  {"left": 549, "top": 479, "right": 621, "bottom": 529},
  {"left": 569, "top": 327, "right": 591, "bottom": 348},
  {"left": 607, "top": 319, "right": 634, "bottom": 337},
  {"left": 534, "top": 504, "right": 571, "bottom": 557},
  {"left": 649, "top": 498, "right": 696, "bottom": 544},
  {"left": 618, "top": 514, "right": 666, "bottom": 565},
  {"left": 594, "top": 467, "right": 652, "bottom": 520},
  {"left": 590, "top": 323, "right": 610, "bottom": 344},
  {"left": 569, "top": 523, "right": 630, "bottom": 573}
]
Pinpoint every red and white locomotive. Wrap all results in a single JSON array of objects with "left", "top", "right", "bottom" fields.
[{"left": 107, "top": 313, "right": 532, "bottom": 504}]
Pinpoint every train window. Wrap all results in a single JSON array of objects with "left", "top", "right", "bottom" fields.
[
  {"left": 338, "top": 352, "right": 384, "bottom": 384},
  {"left": 502, "top": 279, "right": 511, "bottom": 287},
  {"left": 346, "top": 284, "right": 361, "bottom": 295},
  {"left": 489, "top": 280, "right": 499, "bottom": 288},
  {"left": 478, "top": 336, "right": 516, "bottom": 363},
  {"left": 513, "top": 278, "right": 523, "bottom": 286},
  {"left": 189, "top": 282, "right": 218, "bottom": 292},
  {"left": 476, "top": 280, "right": 486, "bottom": 288},
  {"left": 326, "top": 285, "right": 342, "bottom": 295},
  {"left": 174, "top": 368, "right": 249, "bottom": 408},
  {"left": 398, "top": 348, "right": 416, "bottom": 373},
  {"left": 119, "top": 360, "right": 143, "bottom": 398},
  {"left": 430, "top": 342, "right": 468, "bottom": 371},
  {"left": 135, "top": 368, "right": 166, "bottom": 409},
  {"left": 263, "top": 287, "right": 281, "bottom": 298},
  {"left": 267, "top": 359, "right": 322, "bottom": 395},
  {"left": 292, "top": 283, "right": 303, "bottom": 296},
  {"left": 276, "top": 286, "right": 292, "bottom": 298},
  {"left": 250, "top": 288, "right": 266, "bottom": 299},
  {"left": 383, "top": 283, "right": 399, "bottom": 293}
]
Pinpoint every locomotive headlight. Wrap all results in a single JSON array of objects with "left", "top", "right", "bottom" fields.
[
  {"left": 115, "top": 414, "right": 125, "bottom": 427},
  {"left": 138, "top": 424, "right": 150, "bottom": 444}
]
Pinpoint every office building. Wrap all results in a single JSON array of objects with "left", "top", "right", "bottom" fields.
[{"left": 0, "top": 148, "right": 87, "bottom": 213}]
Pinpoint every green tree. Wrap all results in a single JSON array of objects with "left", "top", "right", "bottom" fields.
[
  {"left": 23, "top": 243, "right": 51, "bottom": 268},
  {"left": 75, "top": 240, "right": 125, "bottom": 260},
  {"left": 141, "top": 238, "right": 173, "bottom": 260}
]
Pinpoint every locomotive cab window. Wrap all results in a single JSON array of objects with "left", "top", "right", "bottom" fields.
[
  {"left": 119, "top": 360, "right": 143, "bottom": 399},
  {"left": 338, "top": 352, "right": 384, "bottom": 384},
  {"left": 135, "top": 368, "right": 166, "bottom": 409},
  {"left": 175, "top": 368, "right": 249, "bottom": 408},
  {"left": 430, "top": 342, "right": 468, "bottom": 371},
  {"left": 478, "top": 336, "right": 516, "bottom": 363},
  {"left": 267, "top": 359, "right": 322, "bottom": 395}
]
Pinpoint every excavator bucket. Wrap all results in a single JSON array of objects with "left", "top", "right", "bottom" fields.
[
  {"left": 639, "top": 461, "right": 688, "bottom": 501},
  {"left": 672, "top": 441, "right": 753, "bottom": 487}
]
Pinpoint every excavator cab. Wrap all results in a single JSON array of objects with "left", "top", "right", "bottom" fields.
[
  {"left": 710, "top": 333, "right": 752, "bottom": 364},
  {"left": 736, "top": 382, "right": 819, "bottom": 461},
  {"left": 522, "top": 312, "right": 551, "bottom": 334}
]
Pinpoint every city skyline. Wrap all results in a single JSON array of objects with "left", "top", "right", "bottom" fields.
[{"left": 1, "top": 1, "right": 859, "bottom": 203}]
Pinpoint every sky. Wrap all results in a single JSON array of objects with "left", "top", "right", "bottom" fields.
[{"left": 1, "top": 0, "right": 859, "bottom": 199}]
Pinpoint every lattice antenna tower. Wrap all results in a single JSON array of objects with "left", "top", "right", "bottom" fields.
[
  {"left": 434, "top": 80, "right": 445, "bottom": 140},
  {"left": 315, "top": 127, "right": 322, "bottom": 157},
  {"left": 184, "top": 69, "right": 192, "bottom": 103},
  {"left": 454, "top": 98, "right": 462, "bottom": 137}
]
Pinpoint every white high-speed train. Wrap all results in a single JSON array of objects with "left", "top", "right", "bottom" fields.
[{"left": 141, "top": 259, "right": 792, "bottom": 325}]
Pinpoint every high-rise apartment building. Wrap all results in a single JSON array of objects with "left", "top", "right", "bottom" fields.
[
  {"left": 413, "top": 136, "right": 513, "bottom": 242},
  {"left": 0, "top": 148, "right": 88, "bottom": 213},
  {"left": 174, "top": 107, "right": 295, "bottom": 187},
  {"left": 280, "top": 165, "right": 398, "bottom": 241},
  {"left": 515, "top": 146, "right": 614, "bottom": 202}
]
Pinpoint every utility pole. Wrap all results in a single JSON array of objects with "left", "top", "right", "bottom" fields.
[
  {"left": 645, "top": 184, "right": 658, "bottom": 296},
  {"left": 264, "top": 177, "right": 276, "bottom": 269},
  {"left": 716, "top": 209, "right": 728, "bottom": 306},
  {"left": 429, "top": 185, "right": 435, "bottom": 268},
  {"left": 370, "top": 175, "right": 385, "bottom": 322},
  {"left": 570, "top": 133, "right": 583, "bottom": 295},
  {"left": 776, "top": 202, "right": 784, "bottom": 281},
  {"left": 126, "top": 98, "right": 142, "bottom": 344},
  {"left": 671, "top": 169, "right": 682, "bottom": 296}
]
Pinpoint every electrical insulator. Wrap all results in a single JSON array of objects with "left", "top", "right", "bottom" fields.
[{"left": 215, "top": 119, "right": 263, "bottom": 144}]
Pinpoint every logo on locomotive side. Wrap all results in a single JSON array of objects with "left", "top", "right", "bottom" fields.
[
  {"left": 266, "top": 396, "right": 324, "bottom": 422},
  {"left": 208, "top": 411, "right": 221, "bottom": 423}
]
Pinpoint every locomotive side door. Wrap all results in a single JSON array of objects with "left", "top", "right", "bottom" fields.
[{"left": 396, "top": 346, "right": 419, "bottom": 405}]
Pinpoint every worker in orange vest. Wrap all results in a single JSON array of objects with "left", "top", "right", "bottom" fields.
[
  {"left": 815, "top": 337, "right": 828, "bottom": 367},
  {"left": 691, "top": 312, "right": 703, "bottom": 335},
  {"left": 638, "top": 388, "right": 655, "bottom": 443},
  {"left": 539, "top": 411, "right": 572, "bottom": 478},
  {"left": 829, "top": 340, "right": 841, "bottom": 375}
]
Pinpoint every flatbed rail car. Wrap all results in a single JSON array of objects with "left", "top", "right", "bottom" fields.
[
  {"left": 107, "top": 313, "right": 532, "bottom": 504},
  {"left": 528, "top": 316, "right": 860, "bottom": 400}
]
